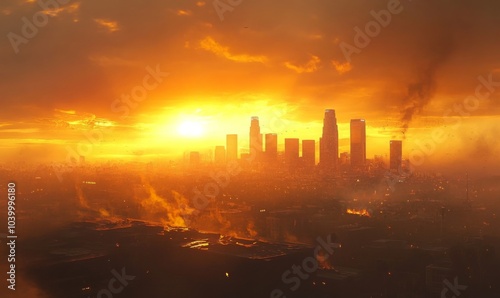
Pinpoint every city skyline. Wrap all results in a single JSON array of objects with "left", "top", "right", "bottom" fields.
[
  {"left": 197, "top": 113, "right": 400, "bottom": 168},
  {"left": 0, "top": 1, "right": 499, "bottom": 178}
]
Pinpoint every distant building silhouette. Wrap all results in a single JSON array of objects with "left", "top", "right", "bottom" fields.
[
  {"left": 285, "top": 138, "right": 300, "bottom": 168},
  {"left": 249, "top": 116, "right": 262, "bottom": 156},
  {"left": 350, "top": 119, "right": 366, "bottom": 169},
  {"left": 265, "top": 133, "right": 278, "bottom": 162},
  {"left": 302, "top": 140, "right": 315, "bottom": 167},
  {"left": 214, "top": 146, "right": 225, "bottom": 165},
  {"left": 226, "top": 134, "right": 238, "bottom": 161},
  {"left": 389, "top": 140, "right": 402, "bottom": 172},
  {"left": 320, "top": 109, "right": 339, "bottom": 171},
  {"left": 339, "top": 152, "right": 350, "bottom": 170}
]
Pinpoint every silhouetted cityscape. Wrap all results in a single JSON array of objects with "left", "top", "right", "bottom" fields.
[
  {"left": 2, "top": 0, "right": 500, "bottom": 297},
  {"left": 186, "top": 110, "right": 404, "bottom": 178}
]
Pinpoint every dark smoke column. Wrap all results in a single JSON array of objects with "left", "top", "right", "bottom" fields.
[
  {"left": 319, "top": 109, "right": 339, "bottom": 172},
  {"left": 249, "top": 116, "right": 263, "bottom": 156}
]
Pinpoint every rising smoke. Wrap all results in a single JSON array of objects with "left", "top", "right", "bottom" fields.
[{"left": 400, "top": 32, "right": 455, "bottom": 137}]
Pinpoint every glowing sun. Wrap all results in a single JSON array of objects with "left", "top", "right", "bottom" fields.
[{"left": 177, "top": 120, "right": 204, "bottom": 137}]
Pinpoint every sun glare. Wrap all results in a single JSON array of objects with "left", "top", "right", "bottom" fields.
[{"left": 177, "top": 120, "right": 204, "bottom": 137}]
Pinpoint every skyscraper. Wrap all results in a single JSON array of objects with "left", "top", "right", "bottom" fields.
[
  {"left": 302, "top": 140, "right": 315, "bottom": 167},
  {"left": 265, "top": 133, "right": 278, "bottom": 162},
  {"left": 319, "top": 109, "right": 339, "bottom": 171},
  {"left": 214, "top": 146, "right": 225, "bottom": 165},
  {"left": 390, "top": 140, "right": 402, "bottom": 172},
  {"left": 226, "top": 134, "right": 238, "bottom": 161},
  {"left": 350, "top": 119, "right": 366, "bottom": 169},
  {"left": 249, "top": 116, "right": 262, "bottom": 155},
  {"left": 285, "top": 138, "right": 300, "bottom": 168}
]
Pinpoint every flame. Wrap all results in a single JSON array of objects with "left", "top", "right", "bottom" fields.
[
  {"left": 99, "top": 208, "right": 110, "bottom": 217},
  {"left": 316, "top": 250, "right": 334, "bottom": 270},
  {"left": 138, "top": 180, "right": 196, "bottom": 228},
  {"left": 246, "top": 221, "right": 258, "bottom": 238},
  {"left": 75, "top": 184, "right": 90, "bottom": 209},
  {"left": 346, "top": 208, "right": 371, "bottom": 217},
  {"left": 73, "top": 176, "right": 262, "bottom": 239}
]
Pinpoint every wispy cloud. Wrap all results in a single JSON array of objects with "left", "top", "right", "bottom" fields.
[
  {"left": 42, "top": 2, "right": 80, "bottom": 17},
  {"left": 177, "top": 9, "right": 192, "bottom": 16},
  {"left": 199, "top": 36, "right": 267, "bottom": 63},
  {"left": 94, "top": 18, "right": 119, "bottom": 32},
  {"left": 331, "top": 60, "right": 352, "bottom": 74},
  {"left": 54, "top": 109, "right": 76, "bottom": 115},
  {"left": 284, "top": 55, "right": 320, "bottom": 73}
]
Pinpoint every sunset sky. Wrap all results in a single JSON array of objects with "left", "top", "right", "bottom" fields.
[{"left": 1, "top": 0, "right": 499, "bottom": 174}]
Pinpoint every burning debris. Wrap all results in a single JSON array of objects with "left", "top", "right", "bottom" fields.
[
  {"left": 346, "top": 208, "right": 371, "bottom": 217},
  {"left": 138, "top": 181, "right": 195, "bottom": 228}
]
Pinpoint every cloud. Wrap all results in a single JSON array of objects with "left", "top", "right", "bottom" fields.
[
  {"left": 54, "top": 109, "right": 76, "bottom": 115},
  {"left": 94, "top": 18, "right": 120, "bottom": 32},
  {"left": 284, "top": 55, "right": 321, "bottom": 74},
  {"left": 199, "top": 36, "right": 267, "bottom": 63},
  {"left": 176, "top": 9, "right": 192, "bottom": 16},
  {"left": 331, "top": 60, "right": 352, "bottom": 75},
  {"left": 42, "top": 2, "right": 80, "bottom": 17}
]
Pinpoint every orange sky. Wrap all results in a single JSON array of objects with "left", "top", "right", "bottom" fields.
[{"left": 0, "top": 0, "right": 499, "bottom": 175}]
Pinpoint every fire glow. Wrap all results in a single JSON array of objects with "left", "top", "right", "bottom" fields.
[{"left": 346, "top": 208, "right": 371, "bottom": 217}]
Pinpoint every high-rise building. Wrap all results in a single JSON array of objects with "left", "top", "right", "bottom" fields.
[
  {"left": 214, "top": 146, "right": 225, "bottom": 165},
  {"left": 265, "top": 133, "right": 278, "bottom": 162},
  {"left": 390, "top": 140, "right": 402, "bottom": 171},
  {"left": 350, "top": 119, "right": 366, "bottom": 168},
  {"left": 190, "top": 151, "right": 200, "bottom": 166},
  {"left": 285, "top": 138, "right": 300, "bottom": 167},
  {"left": 249, "top": 116, "right": 262, "bottom": 155},
  {"left": 302, "top": 140, "right": 315, "bottom": 167},
  {"left": 226, "top": 134, "right": 238, "bottom": 161},
  {"left": 319, "top": 109, "right": 339, "bottom": 171}
]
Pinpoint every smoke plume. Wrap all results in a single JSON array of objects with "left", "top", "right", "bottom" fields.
[{"left": 400, "top": 33, "right": 455, "bottom": 136}]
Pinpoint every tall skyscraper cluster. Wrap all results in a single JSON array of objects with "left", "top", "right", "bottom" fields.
[{"left": 201, "top": 110, "right": 402, "bottom": 172}]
